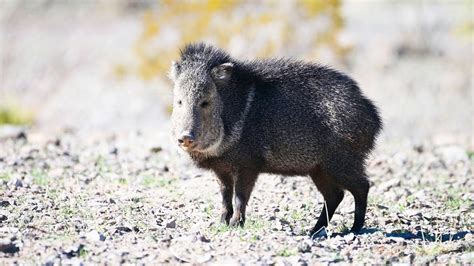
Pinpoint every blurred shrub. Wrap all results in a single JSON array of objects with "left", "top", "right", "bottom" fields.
[
  {"left": 0, "top": 105, "right": 33, "bottom": 125},
  {"left": 126, "top": 0, "right": 348, "bottom": 81}
]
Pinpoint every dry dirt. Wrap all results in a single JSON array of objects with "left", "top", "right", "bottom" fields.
[{"left": 0, "top": 128, "right": 472, "bottom": 264}]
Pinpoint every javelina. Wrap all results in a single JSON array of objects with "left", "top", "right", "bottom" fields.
[{"left": 170, "top": 43, "right": 382, "bottom": 234}]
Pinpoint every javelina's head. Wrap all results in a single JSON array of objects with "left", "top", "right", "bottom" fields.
[{"left": 169, "top": 43, "right": 234, "bottom": 156}]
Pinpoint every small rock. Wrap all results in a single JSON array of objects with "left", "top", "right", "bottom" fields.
[
  {"left": 85, "top": 230, "right": 106, "bottom": 242},
  {"left": 393, "top": 152, "right": 407, "bottom": 166},
  {"left": 403, "top": 209, "right": 422, "bottom": 218},
  {"left": 199, "top": 235, "right": 210, "bottom": 243},
  {"left": 44, "top": 255, "right": 60, "bottom": 266},
  {"left": 16, "top": 131, "right": 27, "bottom": 140},
  {"left": 343, "top": 233, "right": 355, "bottom": 242},
  {"left": 165, "top": 219, "right": 176, "bottom": 229},
  {"left": 53, "top": 138, "right": 61, "bottom": 146},
  {"left": 0, "top": 238, "right": 19, "bottom": 254},
  {"left": 0, "top": 200, "right": 10, "bottom": 207},
  {"left": 0, "top": 126, "right": 25, "bottom": 140},
  {"left": 110, "top": 147, "right": 118, "bottom": 155},
  {"left": 413, "top": 144, "right": 424, "bottom": 153},
  {"left": 464, "top": 233, "right": 473, "bottom": 241},
  {"left": 0, "top": 214, "right": 7, "bottom": 222},
  {"left": 297, "top": 239, "right": 312, "bottom": 253},
  {"left": 150, "top": 147, "right": 163, "bottom": 153},
  {"left": 62, "top": 244, "right": 85, "bottom": 258},
  {"left": 435, "top": 145, "right": 468, "bottom": 165},
  {"left": 8, "top": 178, "right": 22, "bottom": 188},
  {"left": 115, "top": 226, "right": 132, "bottom": 234}
]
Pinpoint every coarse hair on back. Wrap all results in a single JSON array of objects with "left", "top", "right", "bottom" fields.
[{"left": 179, "top": 43, "right": 232, "bottom": 68}]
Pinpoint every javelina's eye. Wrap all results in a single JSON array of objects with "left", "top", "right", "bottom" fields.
[
  {"left": 177, "top": 100, "right": 182, "bottom": 105},
  {"left": 200, "top": 101, "right": 209, "bottom": 108}
]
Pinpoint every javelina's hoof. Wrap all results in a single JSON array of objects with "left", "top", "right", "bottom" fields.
[
  {"left": 310, "top": 227, "right": 328, "bottom": 240},
  {"left": 220, "top": 210, "right": 232, "bottom": 225},
  {"left": 229, "top": 214, "right": 244, "bottom": 227}
]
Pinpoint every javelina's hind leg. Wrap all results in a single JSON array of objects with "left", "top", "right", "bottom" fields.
[
  {"left": 229, "top": 169, "right": 258, "bottom": 227},
  {"left": 309, "top": 169, "right": 344, "bottom": 236},
  {"left": 214, "top": 171, "right": 234, "bottom": 225},
  {"left": 345, "top": 173, "right": 370, "bottom": 232},
  {"left": 326, "top": 156, "right": 370, "bottom": 233}
]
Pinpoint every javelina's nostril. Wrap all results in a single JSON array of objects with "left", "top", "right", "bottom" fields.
[{"left": 178, "top": 133, "right": 194, "bottom": 148}]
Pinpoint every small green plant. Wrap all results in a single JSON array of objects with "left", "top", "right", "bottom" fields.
[
  {"left": 416, "top": 243, "right": 451, "bottom": 256},
  {"left": 445, "top": 197, "right": 470, "bottom": 210},
  {"left": 141, "top": 175, "right": 155, "bottom": 187},
  {"left": 397, "top": 202, "right": 407, "bottom": 212},
  {"left": 79, "top": 246, "right": 88, "bottom": 258},
  {"left": 0, "top": 105, "right": 33, "bottom": 125},
  {"left": 208, "top": 217, "right": 268, "bottom": 235},
  {"left": 156, "top": 177, "right": 174, "bottom": 187},
  {"left": 31, "top": 169, "right": 49, "bottom": 186},
  {"left": 467, "top": 151, "right": 474, "bottom": 160},
  {"left": 277, "top": 247, "right": 297, "bottom": 257},
  {"left": 336, "top": 222, "right": 350, "bottom": 233},
  {"left": 203, "top": 203, "right": 214, "bottom": 217},
  {"left": 140, "top": 175, "right": 175, "bottom": 188},
  {"left": 61, "top": 206, "right": 76, "bottom": 217},
  {"left": 95, "top": 155, "right": 108, "bottom": 173},
  {"left": 443, "top": 188, "right": 471, "bottom": 210},
  {"left": 290, "top": 209, "right": 305, "bottom": 220},
  {"left": 117, "top": 177, "right": 128, "bottom": 185},
  {"left": 0, "top": 172, "right": 10, "bottom": 182}
]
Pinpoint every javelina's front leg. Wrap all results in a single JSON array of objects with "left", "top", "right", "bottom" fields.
[
  {"left": 215, "top": 171, "right": 234, "bottom": 224},
  {"left": 229, "top": 170, "right": 258, "bottom": 227}
]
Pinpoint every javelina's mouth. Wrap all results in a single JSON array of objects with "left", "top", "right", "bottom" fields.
[{"left": 179, "top": 143, "right": 197, "bottom": 152}]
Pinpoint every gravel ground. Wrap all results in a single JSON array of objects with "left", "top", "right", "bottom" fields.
[{"left": 0, "top": 127, "right": 472, "bottom": 264}]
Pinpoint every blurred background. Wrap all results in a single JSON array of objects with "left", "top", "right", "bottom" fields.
[{"left": 0, "top": 0, "right": 472, "bottom": 148}]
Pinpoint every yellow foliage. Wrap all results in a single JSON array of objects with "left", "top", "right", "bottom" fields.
[
  {"left": 130, "top": 0, "right": 348, "bottom": 81},
  {"left": 0, "top": 104, "right": 33, "bottom": 125}
]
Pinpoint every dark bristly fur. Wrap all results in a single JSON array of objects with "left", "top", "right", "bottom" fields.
[{"left": 170, "top": 43, "right": 382, "bottom": 235}]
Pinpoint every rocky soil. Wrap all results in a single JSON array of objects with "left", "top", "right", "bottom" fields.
[{"left": 0, "top": 127, "right": 472, "bottom": 264}]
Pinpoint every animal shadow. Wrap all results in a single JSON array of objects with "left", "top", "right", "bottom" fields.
[{"left": 326, "top": 227, "right": 472, "bottom": 242}]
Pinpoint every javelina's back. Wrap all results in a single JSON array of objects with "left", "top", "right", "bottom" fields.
[{"left": 239, "top": 58, "right": 382, "bottom": 173}]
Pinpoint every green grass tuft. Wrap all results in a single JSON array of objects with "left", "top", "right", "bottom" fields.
[
  {"left": 0, "top": 172, "right": 11, "bottom": 182},
  {"left": 31, "top": 169, "right": 49, "bottom": 186},
  {"left": 467, "top": 151, "right": 474, "bottom": 160},
  {"left": 208, "top": 217, "right": 268, "bottom": 235},
  {"left": 276, "top": 247, "right": 298, "bottom": 257},
  {"left": 0, "top": 105, "right": 33, "bottom": 125}
]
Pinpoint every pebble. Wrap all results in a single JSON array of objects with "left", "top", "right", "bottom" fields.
[
  {"left": 62, "top": 244, "right": 85, "bottom": 258},
  {"left": 86, "top": 230, "right": 106, "bottom": 242},
  {"left": 8, "top": 178, "right": 23, "bottom": 188},
  {"left": 0, "top": 238, "right": 19, "bottom": 254},
  {"left": 165, "top": 219, "right": 176, "bottom": 229},
  {"left": 115, "top": 226, "right": 133, "bottom": 234},
  {"left": 297, "top": 239, "right": 313, "bottom": 253},
  {"left": 344, "top": 233, "right": 355, "bottom": 242},
  {"left": 0, "top": 128, "right": 472, "bottom": 264},
  {"left": 435, "top": 145, "right": 468, "bottom": 165},
  {"left": 0, "top": 200, "right": 11, "bottom": 207}
]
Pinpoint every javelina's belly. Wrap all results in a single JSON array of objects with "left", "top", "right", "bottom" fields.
[{"left": 261, "top": 144, "right": 322, "bottom": 175}]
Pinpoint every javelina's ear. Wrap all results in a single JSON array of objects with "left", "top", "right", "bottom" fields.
[
  {"left": 169, "top": 61, "right": 180, "bottom": 82},
  {"left": 211, "top": 62, "right": 233, "bottom": 81}
]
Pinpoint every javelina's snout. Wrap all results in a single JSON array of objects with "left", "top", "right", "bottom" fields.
[{"left": 177, "top": 131, "right": 195, "bottom": 149}]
